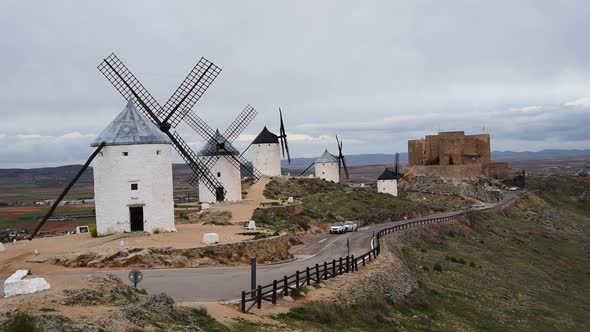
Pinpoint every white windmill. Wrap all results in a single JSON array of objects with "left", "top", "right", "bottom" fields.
[
  {"left": 249, "top": 108, "right": 291, "bottom": 177},
  {"left": 91, "top": 101, "right": 176, "bottom": 235},
  {"left": 300, "top": 136, "right": 349, "bottom": 183}
]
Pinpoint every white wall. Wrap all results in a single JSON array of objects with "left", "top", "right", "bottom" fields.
[
  {"left": 92, "top": 144, "right": 175, "bottom": 235},
  {"left": 377, "top": 179, "right": 398, "bottom": 196},
  {"left": 252, "top": 143, "right": 281, "bottom": 177},
  {"left": 198, "top": 156, "right": 242, "bottom": 203},
  {"left": 315, "top": 162, "right": 340, "bottom": 183}
]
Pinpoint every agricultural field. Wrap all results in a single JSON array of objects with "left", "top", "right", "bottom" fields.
[{"left": 0, "top": 204, "right": 96, "bottom": 234}]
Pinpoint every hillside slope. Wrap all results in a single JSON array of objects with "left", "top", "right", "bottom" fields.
[{"left": 279, "top": 176, "right": 590, "bottom": 331}]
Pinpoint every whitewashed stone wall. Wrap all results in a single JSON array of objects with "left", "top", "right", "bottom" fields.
[
  {"left": 198, "top": 156, "right": 242, "bottom": 203},
  {"left": 92, "top": 143, "right": 175, "bottom": 235},
  {"left": 315, "top": 162, "right": 340, "bottom": 183},
  {"left": 252, "top": 143, "right": 281, "bottom": 177},
  {"left": 378, "top": 179, "right": 398, "bottom": 196}
]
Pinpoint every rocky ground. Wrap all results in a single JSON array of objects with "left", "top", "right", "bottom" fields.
[
  {"left": 0, "top": 274, "right": 227, "bottom": 331},
  {"left": 44, "top": 234, "right": 292, "bottom": 268},
  {"left": 401, "top": 175, "right": 506, "bottom": 203}
]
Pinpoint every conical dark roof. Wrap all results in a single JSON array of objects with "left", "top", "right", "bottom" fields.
[
  {"left": 315, "top": 149, "right": 339, "bottom": 163},
  {"left": 378, "top": 168, "right": 397, "bottom": 180},
  {"left": 91, "top": 101, "right": 170, "bottom": 147},
  {"left": 197, "top": 130, "right": 240, "bottom": 156},
  {"left": 252, "top": 126, "right": 279, "bottom": 144}
]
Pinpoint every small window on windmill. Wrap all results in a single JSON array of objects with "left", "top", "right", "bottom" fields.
[
  {"left": 123, "top": 152, "right": 128, "bottom": 156},
  {"left": 217, "top": 172, "right": 221, "bottom": 177},
  {"left": 131, "top": 183, "right": 138, "bottom": 190},
  {"left": 156, "top": 150, "right": 161, "bottom": 156}
]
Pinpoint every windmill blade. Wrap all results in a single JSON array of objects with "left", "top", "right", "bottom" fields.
[
  {"left": 171, "top": 132, "right": 226, "bottom": 196},
  {"left": 336, "top": 135, "right": 349, "bottom": 179},
  {"left": 98, "top": 53, "right": 164, "bottom": 124},
  {"left": 240, "top": 142, "right": 254, "bottom": 158},
  {"left": 279, "top": 107, "right": 291, "bottom": 164},
  {"left": 227, "top": 153, "right": 262, "bottom": 180},
  {"left": 299, "top": 162, "right": 315, "bottom": 176},
  {"left": 183, "top": 111, "right": 217, "bottom": 141},
  {"left": 29, "top": 142, "right": 106, "bottom": 240},
  {"left": 341, "top": 155, "right": 350, "bottom": 179},
  {"left": 160, "top": 57, "right": 222, "bottom": 128},
  {"left": 223, "top": 105, "right": 258, "bottom": 143}
]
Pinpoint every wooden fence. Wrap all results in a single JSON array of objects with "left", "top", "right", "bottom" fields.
[{"left": 240, "top": 213, "right": 461, "bottom": 312}]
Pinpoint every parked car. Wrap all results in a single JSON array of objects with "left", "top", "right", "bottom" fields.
[
  {"left": 343, "top": 221, "right": 358, "bottom": 232},
  {"left": 509, "top": 187, "right": 519, "bottom": 191},
  {"left": 330, "top": 222, "right": 345, "bottom": 234}
]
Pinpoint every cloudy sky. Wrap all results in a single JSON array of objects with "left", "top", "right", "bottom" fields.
[{"left": 1, "top": 1, "right": 590, "bottom": 168}]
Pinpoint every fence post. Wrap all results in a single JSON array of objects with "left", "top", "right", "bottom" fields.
[
  {"left": 283, "top": 276, "right": 288, "bottom": 296},
  {"left": 315, "top": 263, "right": 320, "bottom": 283},
  {"left": 323, "top": 261, "right": 328, "bottom": 279},
  {"left": 369, "top": 251, "right": 372, "bottom": 262},
  {"left": 257, "top": 285, "right": 262, "bottom": 309},
  {"left": 362, "top": 254, "right": 366, "bottom": 266},
  {"left": 351, "top": 255, "right": 355, "bottom": 272},
  {"left": 332, "top": 259, "right": 336, "bottom": 277},
  {"left": 296, "top": 270, "right": 300, "bottom": 289},
  {"left": 306, "top": 267, "right": 311, "bottom": 285},
  {"left": 346, "top": 256, "right": 350, "bottom": 273},
  {"left": 241, "top": 291, "right": 246, "bottom": 312},
  {"left": 339, "top": 257, "right": 343, "bottom": 273},
  {"left": 272, "top": 280, "right": 277, "bottom": 304}
]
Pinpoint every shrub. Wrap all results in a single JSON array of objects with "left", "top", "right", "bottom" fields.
[
  {"left": 153, "top": 228, "right": 161, "bottom": 234},
  {"left": 89, "top": 226, "right": 97, "bottom": 238},
  {"left": 3, "top": 311, "right": 38, "bottom": 332},
  {"left": 469, "top": 261, "right": 476, "bottom": 268},
  {"left": 433, "top": 264, "right": 443, "bottom": 272},
  {"left": 457, "top": 258, "right": 467, "bottom": 265},
  {"left": 422, "top": 265, "right": 430, "bottom": 271}
]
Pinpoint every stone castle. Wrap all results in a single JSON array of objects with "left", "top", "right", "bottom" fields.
[
  {"left": 408, "top": 131, "right": 490, "bottom": 166},
  {"left": 407, "top": 131, "right": 512, "bottom": 179}
]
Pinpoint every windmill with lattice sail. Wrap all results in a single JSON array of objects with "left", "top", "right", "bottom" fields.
[
  {"left": 96, "top": 53, "right": 233, "bottom": 200},
  {"left": 182, "top": 105, "right": 263, "bottom": 202},
  {"left": 300, "top": 135, "right": 349, "bottom": 183}
]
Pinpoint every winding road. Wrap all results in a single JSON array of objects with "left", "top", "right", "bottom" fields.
[{"left": 60, "top": 190, "right": 522, "bottom": 302}]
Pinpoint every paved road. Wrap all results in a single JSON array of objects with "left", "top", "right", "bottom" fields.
[{"left": 61, "top": 190, "right": 522, "bottom": 302}]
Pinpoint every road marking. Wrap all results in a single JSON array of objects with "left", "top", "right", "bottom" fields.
[{"left": 318, "top": 238, "right": 327, "bottom": 243}]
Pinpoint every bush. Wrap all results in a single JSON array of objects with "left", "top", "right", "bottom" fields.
[
  {"left": 89, "top": 226, "right": 97, "bottom": 238},
  {"left": 153, "top": 228, "right": 161, "bottom": 234},
  {"left": 433, "top": 264, "right": 443, "bottom": 272},
  {"left": 3, "top": 311, "right": 38, "bottom": 332},
  {"left": 469, "top": 261, "right": 476, "bottom": 268}
]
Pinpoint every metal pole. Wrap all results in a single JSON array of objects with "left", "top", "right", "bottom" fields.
[
  {"left": 29, "top": 142, "right": 106, "bottom": 240},
  {"left": 250, "top": 257, "right": 256, "bottom": 295},
  {"left": 347, "top": 237, "right": 350, "bottom": 257}
]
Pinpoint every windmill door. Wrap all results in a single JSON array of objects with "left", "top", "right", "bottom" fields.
[
  {"left": 215, "top": 187, "right": 225, "bottom": 202},
  {"left": 129, "top": 207, "right": 144, "bottom": 232}
]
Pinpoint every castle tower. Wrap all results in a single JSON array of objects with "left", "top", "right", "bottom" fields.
[
  {"left": 315, "top": 150, "right": 340, "bottom": 183},
  {"left": 91, "top": 101, "right": 175, "bottom": 235},
  {"left": 251, "top": 127, "right": 281, "bottom": 177},
  {"left": 198, "top": 130, "right": 242, "bottom": 203},
  {"left": 377, "top": 168, "right": 398, "bottom": 196}
]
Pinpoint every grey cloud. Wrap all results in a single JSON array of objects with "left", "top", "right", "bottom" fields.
[{"left": 1, "top": 1, "right": 590, "bottom": 167}]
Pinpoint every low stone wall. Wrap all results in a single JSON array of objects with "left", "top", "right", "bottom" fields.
[
  {"left": 412, "top": 164, "right": 483, "bottom": 178},
  {"left": 47, "top": 235, "right": 292, "bottom": 268}
]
